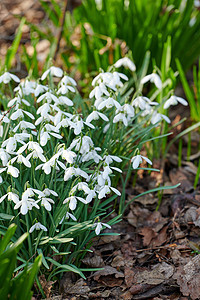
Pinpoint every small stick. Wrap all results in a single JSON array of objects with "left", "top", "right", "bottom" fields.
[{"left": 0, "top": 104, "right": 16, "bottom": 124}]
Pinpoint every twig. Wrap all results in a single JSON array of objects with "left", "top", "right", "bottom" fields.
[
  {"left": 0, "top": 104, "right": 16, "bottom": 124},
  {"left": 54, "top": 0, "right": 68, "bottom": 61}
]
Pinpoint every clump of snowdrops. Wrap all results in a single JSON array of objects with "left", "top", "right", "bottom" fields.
[{"left": 0, "top": 58, "right": 187, "bottom": 278}]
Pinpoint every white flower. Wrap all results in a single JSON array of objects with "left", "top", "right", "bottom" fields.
[
  {"left": 29, "top": 222, "right": 47, "bottom": 233},
  {"left": 114, "top": 57, "right": 136, "bottom": 72},
  {"left": 40, "top": 197, "right": 55, "bottom": 211},
  {"left": 89, "top": 83, "right": 109, "bottom": 99},
  {"left": 103, "top": 154, "right": 122, "bottom": 165},
  {"left": 34, "top": 84, "right": 48, "bottom": 97},
  {"left": 2, "top": 133, "right": 30, "bottom": 153},
  {"left": 11, "top": 109, "right": 35, "bottom": 120},
  {"left": 0, "top": 192, "right": 19, "bottom": 204},
  {"left": 98, "top": 97, "right": 121, "bottom": 110},
  {"left": 141, "top": 73, "right": 162, "bottom": 89},
  {"left": 131, "top": 154, "right": 152, "bottom": 169},
  {"left": 63, "top": 196, "right": 88, "bottom": 210},
  {"left": 113, "top": 112, "right": 128, "bottom": 126},
  {"left": 0, "top": 164, "right": 20, "bottom": 178},
  {"left": 59, "top": 212, "right": 77, "bottom": 224},
  {"left": 69, "top": 136, "right": 94, "bottom": 154},
  {"left": 13, "top": 120, "right": 36, "bottom": 133},
  {"left": 86, "top": 111, "right": 109, "bottom": 123},
  {"left": 10, "top": 154, "right": 31, "bottom": 168},
  {"left": 64, "top": 167, "right": 89, "bottom": 181},
  {"left": 0, "top": 72, "right": 20, "bottom": 84},
  {"left": 132, "top": 96, "right": 158, "bottom": 110},
  {"left": 8, "top": 95, "right": 30, "bottom": 108},
  {"left": 93, "top": 222, "right": 111, "bottom": 235},
  {"left": 37, "top": 91, "right": 59, "bottom": 104},
  {"left": 98, "top": 185, "right": 121, "bottom": 199},
  {"left": 62, "top": 149, "right": 77, "bottom": 164},
  {"left": 151, "top": 111, "right": 171, "bottom": 124},
  {"left": 163, "top": 95, "right": 188, "bottom": 109},
  {"left": 14, "top": 197, "right": 39, "bottom": 215},
  {"left": 41, "top": 66, "right": 63, "bottom": 81},
  {"left": 0, "top": 148, "right": 11, "bottom": 166}
]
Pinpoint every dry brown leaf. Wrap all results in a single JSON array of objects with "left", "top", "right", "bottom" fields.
[
  {"left": 111, "top": 255, "right": 125, "bottom": 268},
  {"left": 66, "top": 278, "right": 90, "bottom": 295},
  {"left": 93, "top": 265, "right": 124, "bottom": 281},
  {"left": 174, "top": 254, "right": 200, "bottom": 300},
  {"left": 151, "top": 225, "right": 168, "bottom": 247},
  {"left": 82, "top": 254, "right": 105, "bottom": 268},
  {"left": 124, "top": 267, "right": 136, "bottom": 288},
  {"left": 136, "top": 262, "right": 174, "bottom": 285},
  {"left": 39, "top": 274, "right": 56, "bottom": 298},
  {"left": 139, "top": 227, "right": 157, "bottom": 247}
]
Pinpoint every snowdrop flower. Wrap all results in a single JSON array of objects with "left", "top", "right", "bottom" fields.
[
  {"left": 68, "top": 115, "right": 94, "bottom": 135},
  {"left": 36, "top": 152, "right": 65, "bottom": 175},
  {"left": 57, "top": 75, "right": 77, "bottom": 94},
  {"left": 10, "top": 154, "right": 31, "bottom": 168},
  {"left": 64, "top": 167, "right": 89, "bottom": 181},
  {"left": 93, "top": 221, "right": 111, "bottom": 235},
  {"left": 102, "top": 165, "right": 122, "bottom": 180},
  {"left": 60, "top": 75, "right": 77, "bottom": 86},
  {"left": 113, "top": 112, "right": 128, "bottom": 126},
  {"left": 86, "top": 111, "right": 109, "bottom": 123},
  {"left": 151, "top": 111, "right": 171, "bottom": 125},
  {"left": 163, "top": 95, "right": 188, "bottom": 109},
  {"left": 141, "top": 73, "right": 162, "bottom": 89},
  {"left": 2, "top": 133, "right": 30, "bottom": 153},
  {"left": 14, "top": 194, "right": 40, "bottom": 215},
  {"left": 43, "top": 188, "right": 58, "bottom": 197},
  {"left": 0, "top": 72, "right": 20, "bottom": 84},
  {"left": 103, "top": 154, "right": 122, "bottom": 165},
  {"left": 98, "top": 185, "right": 121, "bottom": 199},
  {"left": 34, "top": 84, "right": 48, "bottom": 97},
  {"left": 81, "top": 149, "right": 102, "bottom": 163},
  {"left": 56, "top": 96, "right": 73, "bottom": 106},
  {"left": 123, "top": 104, "right": 135, "bottom": 117},
  {"left": 0, "top": 163, "right": 19, "bottom": 178},
  {"left": 41, "top": 66, "right": 63, "bottom": 81},
  {"left": 8, "top": 95, "right": 30, "bottom": 108},
  {"left": 131, "top": 154, "right": 152, "bottom": 169},
  {"left": 39, "top": 124, "right": 62, "bottom": 147},
  {"left": 63, "top": 196, "right": 88, "bottom": 210},
  {"left": 69, "top": 136, "right": 94, "bottom": 154},
  {"left": 98, "top": 97, "right": 121, "bottom": 110},
  {"left": 114, "top": 57, "right": 136, "bottom": 72},
  {"left": 62, "top": 149, "right": 77, "bottom": 164},
  {"left": 37, "top": 91, "right": 59, "bottom": 104},
  {"left": 13, "top": 120, "right": 36, "bottom": 133},
  {"left": 40, "top": 197, "right": 55, "bottom": 211},
  {"left": 59, "top": 212, "right": 77, "bottom": 224},
  {"left": 18, "top": 141, "right": 44, "bottom": 155},
  {"left": 70, "top": 182, "right": 91, "bottom": 195},
  {"left": 0, "top": 192, "right": 19, "bottom": 204},
  {"left": 0, "top": 148, "right": 11, "bottom": 166},
  {"left": 14, "top": 80, "right": 36, "bottom": 95},
  {"left": 29, "top": 222, "right": 47, "bottom": 233},
  {"left": 110, "top": 72, "right": 128, "bottom": 89},
  {"left": 11, "top": 109, "right": 35, "bottom": 120},
  {"left": 89, "top": 83, "right": 110, "bottom": 99},
  {"left": 132, "top": 96, "right": 158, "bottom": 110}
]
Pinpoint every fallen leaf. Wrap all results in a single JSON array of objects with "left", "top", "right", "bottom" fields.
[
  {"left": 82, "top": 254, "right": 105, "bottom": 268},
  {"left": 139, "top": 227, "right": 157, "bottom": 247},
  {"left": 174, "top": 254, "right": 200, "bottom": 300},
  {"left": 93, "top": 266, "right": 124, "bottom": 281}
]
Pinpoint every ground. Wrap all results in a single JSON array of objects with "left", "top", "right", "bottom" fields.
[{"left": 1, "top": 1, "right": 200, "bottom": 299}]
